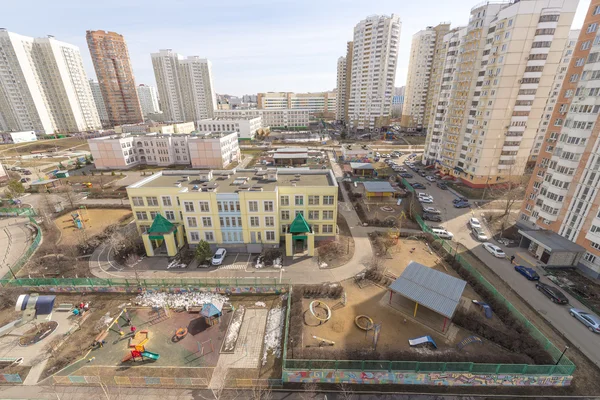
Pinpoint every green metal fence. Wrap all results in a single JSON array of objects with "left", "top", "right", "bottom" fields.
[
  {"left": 0, "top": 207, "right": 36, "bottom": 217},
  {"left": 282, "top": 179, "right": 576, "bottom": 376},
  {"left": 2, "top": 216, "right": 41, "bottom": 280}
]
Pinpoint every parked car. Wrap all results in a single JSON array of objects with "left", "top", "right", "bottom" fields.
[
  {"left": 423, "top": 213, "right": 442, "bottom": 222},
  {"left": 471, "top": 227, "right": 488, "bottom": 241},
  {"left": 437, "top": 182, "right": 448, "bottom": 190},
  {"left": 454, "top": 201, "right": 470, "bottom": 208},
  {"left": 468, "top": 218, "right": 481, "bottom": 229},
  {"left": 483, "top": 242, "right": 506, "bottom": 258},
  {"left": 426, "top": 176, "right": 436, "bottom": 182},
  {"left": 20, "top": 178, "right": 27, "bottom": 183},
  {"left": 423, "top": 207, "right": 441, "bottom": 214},
  {"left": 400, "top": 173, "right": 413, "bottom": 179},
  {"left": 453, "top": 197, "right": 469, "bottom": 204},
  {"left": 211, "top": 248, "right": 227, "bottom": 266},
  {"left": 419, "top": 197, "right": 434, "bottom": 204},
  {"left": 23, "top": 170, "right": 32, "bottom": 175},
  {"left": 431, "top": 227, "right": 454, "bottom": 240},
  {"left": 418, "top": 192, "right": 433, "bottom": 199},
  {"left": 535, "top": 282, "right": 569, "bottom": 304},
  {"left": 419, "top": 171, "right": 427, "bottom": 177},
  {"left": 514, "top": 265, "right": 540, "bottom": 281},
  {"left": 411, "top": 183, "right": 425, "bottom": 189},
  {"left": 569, "top": 308, "right": 600, "bottom": 333}
]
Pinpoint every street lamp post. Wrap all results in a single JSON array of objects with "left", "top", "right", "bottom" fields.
[{"left": 555, "top": 346, "right": 569, "bottom": 365}]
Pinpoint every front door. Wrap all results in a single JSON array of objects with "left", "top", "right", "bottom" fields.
[
  {"left": 540, "top": 251, "right": 551, "bottom": 264},
  {"left": 295, "top": 239, "right": 304, "bottom": 253}
]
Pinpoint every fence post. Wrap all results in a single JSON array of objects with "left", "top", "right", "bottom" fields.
[
  {"left": 495, "top": 364, "right": 502, "bottom": 373},
  {"left": 308, "top": 360, "right": 312, "bottom": 371},
  {"left": 335, "top": 360, "right": 338, "bottom": 371},
  {"left": 361, "top": 360, "right": 365, "bottom": 371},
  {"left": 468, "top": 363, "right": 473, "bottom": 372},
  {"left": 387, "top": 361, "right": 392, "bottom": 372}
]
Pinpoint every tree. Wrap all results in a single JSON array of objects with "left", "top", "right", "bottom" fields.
[
  {"left": 85, "top": 155, "right": 92, "bottom": 165},
  {"left": 125, "top": 253, "right": 142, "bottom": 286},
  {"left": 194, "top": 240, "right": 212, "bottom": 265},
  {"left": 58, "top": 162, "right": 66, "bottom": 170},
  {"left": 75, "top": 159, "right": 82, "bottom": 169},
  {"left": 6, "top": 179, "right": 25, "bottom": 199}
]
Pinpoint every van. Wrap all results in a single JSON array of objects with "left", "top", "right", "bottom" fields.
[{"left": 431, "top": 228, "right": 454, "bottom": 240}]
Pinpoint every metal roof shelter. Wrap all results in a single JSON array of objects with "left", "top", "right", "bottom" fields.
[
  {"left": 518, "top": 229, "right": 585, "bottom": 253},
  {"left": 273, "top": 153, "right": 308, "bottom": 159},
  {"left": 350, "top": 162, "right": 374, "bottom": 170},
  {"left": 363, "top": 181, "right": 396, "bottom": 193},
  {"left": 388, "top": 261, "right": 466, "bottom": 319}
]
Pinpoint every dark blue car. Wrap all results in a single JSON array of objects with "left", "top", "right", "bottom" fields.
[
  {"left": 514, "top": 265, "right": 540, "bottom": 281},
  {"left": 454, "top": 201, "right": 470, "bottom": 208}
]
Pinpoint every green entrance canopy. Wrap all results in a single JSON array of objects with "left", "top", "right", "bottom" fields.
[
  {"left": 289, "top": 213, "right": 311, "bottom": 234},
  {"left": 147, "top": 214, "right": 177, "bottom": 239}
]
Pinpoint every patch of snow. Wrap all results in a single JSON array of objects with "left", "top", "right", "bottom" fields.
[
  {"left": 255, "top": 302, "right": 266, "bottom": 307},
  {"left": 319, "top": 262, "right": 328, "bottom": 269},
  {"left": 134, "top": 292, "right": 228, "bottom": 309},
  {"left": 262, "top": 306, "right": 286, "bottom": 366},
  {"left": 167, "top": 259, "right": 187, "bottom": 269},
  {"left": 223, "top": 306, "right": 245, "bottom": 352}
]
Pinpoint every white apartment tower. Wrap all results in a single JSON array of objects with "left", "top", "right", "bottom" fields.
[
  {"left": 89, "top": 79, "right": 110, "bottom": 128},
  {"left": 151, "top": 50, "right": 216, "bottom": 123},
  {"left": 427, "top": 0, "right": 578, "bottom": 187},
  {"left": 347, "top": 15, "right": 401, "bottom": 131},
  {"left": 0, "top": 30, "right": 101, "bottom": 134},
  {"left": 137, "top": 84, "right": 161, "bottom": 116},
  {"left": 336, "top": 56, "right": 347, "bottom": 121},
  {"left": 402, "top": 24, "right": 450, "bottom": 131}
]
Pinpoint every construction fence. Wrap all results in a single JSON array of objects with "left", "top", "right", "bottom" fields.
[
  {"left": 280, "top": 178, "right": 575, "bottom": 385},
  {"left": 2, "top": 216, "right": 41, "bottom": 280}
]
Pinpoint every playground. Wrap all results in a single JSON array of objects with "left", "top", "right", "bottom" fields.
[{"left": 53, "top": 208, "right": 132, "bottom": 246}]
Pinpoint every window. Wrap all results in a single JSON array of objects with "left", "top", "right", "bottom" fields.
[
  {"left": 265, "top": 216, "right": 275, "bottom": 227},
  {"left": 308, "top": 195, "right": 320, "bottom": 205},
  {"left": 322, "top": 225, "right": 333, "bottom": 233},
  {"left": 281, "top": 210, "right": 290, "bottom": 220},
  {"left": 323, "top": 196, "right": 335, "bottom": 205},
  {"left": 149, "top": 211, "right": 159, "bottom": 220},
  {"left": 294, "top": 195, "right": 304, "bottom": 206},
  {"left": 581, "top": 40, "right": 591, "bottom": 51},
  {"left": 322, "top": 210, "right": 334, "bottom": 220},
  {"left": 205, "top": 232, "right": 214, "bottom": 242},
  {"left": 591, "top": 241, "right": 600, "bottom": 251},
  {"left": 199, "top": 201, "right": 210, "bottom": 212},
  {"left": 295, "top": 210, "right": 304, "bottom": 217},
  {"left": 132, "top": 197, "right": 144, "bottom": 207},
  {"left": 584, "top": 252, "right": 597, "bottom": 264},
  {"left": 308, "top": 210, "right": 319, "bottom": 220},
  {"left": 281, "top": 224, "right": 290, "bottom": 234},
  {"left": 312, "top": 225, "right": 319, "bottom": 234},
  {"left": 591, "top": 225, "right": 600, "bottom": 233},
  {"left": 187, "top": 217, "right": 197, "bottom": 227},
  {"left": 575, "top": 58, "right": 585, "bottom": 67},
  {"left": 184, "top": 201, "right": 194, "bottom": 212},
  {"left": 280, "top": 196, "right": 289, "bottom": 206},
  {"left": 146, "top": 196, "right": 158, "bottom": 206},
  {"left": 165, "top": 211, "right": 175, "bottom": 221},
  {"left": 162, "top": 196, "right": 172, "bottom": 206},
  {"left": 569, "top": 74, "right": 579, "bottom": 83},
  {"left": 202, "top": 217, "right": 212, "bottom": 227},
  {"left": 135, "top": 211, "right": 148, "bottom": 220},
  {"left": 264, "top": 201, "right": 274, "bottom": 212},
  {"left": 248, "top": 201, "right": 258, "bottom": 212},
  {"left": 588, "top": 23, "right": 598, "bottom": 34},
  {"left": 190, "top": 232, "right": 199, "bottom": 242},
  {"left": 250, "top": 216, "right": 260, "bottom": 227},
  {"left": 266, "top": 231, "right": 276, "bottom": 241}
]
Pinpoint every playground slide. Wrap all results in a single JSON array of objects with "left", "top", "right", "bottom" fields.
[
  {"left": 141, "top": 351, "right": 160, "bottom": 360},
  {"left": 0, "top": 320, "right": 21, "bottom": 337},
  {"left": 408, "top": 335, "right": 437, "bottom": 349}
]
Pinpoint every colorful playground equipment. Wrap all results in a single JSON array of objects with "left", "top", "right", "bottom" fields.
[
  {"left": 128, "top": 330, "right": 150, "bottom": 348},
  {"left": 457, "top": 335, "right": 483, "bottom": 350},
  {"left": 0, "top": 294, "right": 56, "bottom": 338},
  {"left": 71, "top": 206, "right": 89, "bottom": 230},
  {"left": 472, "top": 300, "right": 493, "bottom": 319},
  {"left": 122, "top": 345, "right": 160, "bottom": 362},
  {"left": 408, "top": 335, "right": 438, "bottom": 349}
]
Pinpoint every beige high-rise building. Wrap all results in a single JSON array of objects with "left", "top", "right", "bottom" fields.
[
  {"left": 257, "top": 92, "right": 336, "bottom": 117},
  {"left": 348, "top": 15, "right": 401, "bottom": 131},
  {"left": 0, "top": 30, "right": 101, "bottom": 134},
  {"left": 424, "top": 0, "right": 578, "bottom": 187},
  {"left": 344, "top": 41, "right": 354, "bottom": 123},
  {"left": 86, "top": 30, "right": 143, "bottom": 127},
  {"left": 89, "top": 79, "right": 110, "bottom": 128},
  {"left": 402, "top": 23, "right": 450, "bottom": 131},
  {"left": 336, "top": 57, "right": 346, "bottom": 121}
]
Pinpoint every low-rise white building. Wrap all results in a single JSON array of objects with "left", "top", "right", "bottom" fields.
[
  {"left": 0, "top": 130, "right": 37, "bottom": 144},
  {"left": 114, "top": 121, "right": 195, "bottom": 134},
  {"left": 213, "top": 109, "right": 309, "bottom": 129},
  {"left": 88, "top": 131, "right": 240, "bottom": 170},
  {"left": 197, "top": 117, "right": 263, "bottom": 140}
]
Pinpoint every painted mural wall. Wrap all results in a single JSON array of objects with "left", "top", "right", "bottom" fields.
[
  {"left": 283, "top": 370, "right": 572, "bottom": 387},
  {"left": 14, "top": 285, "right": 287, "bottom": 295}
]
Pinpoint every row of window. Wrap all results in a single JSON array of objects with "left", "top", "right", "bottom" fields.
[{"left": 131, "top": 195, "right": 336, "bottom": 210}]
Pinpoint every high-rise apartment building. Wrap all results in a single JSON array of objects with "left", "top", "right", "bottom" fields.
[
  {"left": 336, "top": 57, "right": 346, "bottom": 121},
  {"left": 86, "top": 30, "right": 143, "bottom": 127},
  {"left": 344, "top": 41, "right": 354, "bottom": 123},
  {"left": 151, "top": 49, "right": 217, "bottom": 123},
  {"left": 520, "top": 0, "right": 600, "bottom": 279},
  {"left": 0, "top": 30, "right": 101, "bottom": 134},
  {"left": 347, "top": 15, "right": 401, "bottom": 131},
  {"left": 89, "top": 79, "right": 110, "bottom": 128},
  {"left": 257, "top": 92, "right": 336, "bottom": 117},
  {"left": 137, "top": 84, "right": 160, "bottom": 116},
  {"left": 402, "top": 23, "right": 450, "bottom": 131},
  {"left": 423, "top": 0, "right": 578, "bottom": 187}
]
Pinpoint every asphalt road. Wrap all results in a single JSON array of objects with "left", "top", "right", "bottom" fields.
[{"left": 407, "top": 168, "right": 600, "bottom": 368}]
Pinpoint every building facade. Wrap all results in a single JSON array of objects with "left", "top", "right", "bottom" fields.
[
  {"left": 347, "top": 15, "right": 401, "bottom": 131},
  {"left": 197, "top": 117, "right": 263, "bottom": 140},
  {"left": 0, "top": 130, "right": 37, "bottom": 144},
  {"left": 423, "top": 0, "right": 578, "bottom": 187},
  {"left": 114, "top": 121, "right": 195, "bottom": 135},
  {"left": 336, "top": 57, "right": 347, "bottom": 121},
  {"left": 402, "top": 24, "right": 450, "bottom": 130},
  {"left": 126, "top": 168, "right": 338, "bottom": 257},
  {"left": 88, "top": 131, "right": 240, "bottom": 170},
  {"left": 257, "top": 92, "right": 336, "bottom": 117},
  {"left": 520, "top": 0, "right": 600, "bottom": 278},
  {"left": 214, "top": 109, "right": 309, "bottom": 129},
  {"left": 89, "top": 79, "right": 110, "bottom": 128},
  {"left": 137, "top": 84, "right": 161, "bottom": 116},
  {"left": 86, "top": 30, "right": 143, "bottom": 127},
  {"left": 151, "top": 49, "right": 217, "bottom": 123},
  {"left": 0, "top": 30, "right": 101, "bottom": 134}
]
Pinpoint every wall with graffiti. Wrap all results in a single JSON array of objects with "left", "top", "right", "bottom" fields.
[
  {"left": 14, "top": 285, "right": 287, "bottom": 295},
  {"left": 283, "top": 370, "right": 572, "bottom": 387}
]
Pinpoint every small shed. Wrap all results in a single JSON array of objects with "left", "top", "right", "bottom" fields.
[
  {"left": 201, "top": 299, "right": 225, "bottom": 326},
  {"left": 28, "top": 178, "right": 61, "bottom": 192},
  {"left": 350, "top": 162, "right": 375, "bottom": 177},
  {"left": 363, "top": 181, "right": 396, "bottom": 198},
  {"left": 388, "top": 261, "right": 466, "bottom": 332},
  {"left": 517, "top": 229, "right": 585, "bottom": 267}
]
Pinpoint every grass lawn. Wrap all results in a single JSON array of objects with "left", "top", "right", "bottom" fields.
[{"left": 0, "top": 138, "right": 89, "bottom": 156}]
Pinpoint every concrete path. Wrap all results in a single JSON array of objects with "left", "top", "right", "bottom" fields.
[{"left": 0, "top": 217, "right": 32, "bottom": 279}]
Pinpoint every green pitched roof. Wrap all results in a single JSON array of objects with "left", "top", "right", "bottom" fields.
[
  {"left": 289, "top": 212, "right": 311, "bottom": 233},
  {"left": 147, "top": 214, "right": 176, "bottom": 235}
]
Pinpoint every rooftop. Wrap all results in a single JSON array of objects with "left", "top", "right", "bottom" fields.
[
  {"left": 273, "top": 153, "right": 308, "bottom": 159},
  {"left": 275, "top": 147, "right": 309, "bottom": 153},
  {"left": 128, "top": 168, "right": 337, "bottom": 193},
  {"left": 518, "top": 229, "right": 585, "bottom": 253},
  {"left": 350, "top": 162, "right": 374, "bottom": 170},
  {"left": 363, "top": 181, "right": 396, "bottom": 193}
]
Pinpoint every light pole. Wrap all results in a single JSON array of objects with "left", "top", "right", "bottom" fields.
[{"left": 555, "top": 346, "right": 569, "bottom": 365}]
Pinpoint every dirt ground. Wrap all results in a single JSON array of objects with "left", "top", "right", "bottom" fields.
[
  {"left": 316, "top": 212, "right": 355, "bottom": 268},
  {"left": 54, "top": 209, "right": 131, "bottom": 246},
  {"left": 62, "top": 174, "right": 123, "bottom": 189},
  {"left": 548, "top": 269, "right": 600, "bottom": 313},
  {"left": 0, "top": 138, "right": 89, "bottom": 156}
]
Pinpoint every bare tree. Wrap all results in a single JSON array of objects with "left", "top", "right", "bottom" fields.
[
  {"left": 251, "top": 384, "right": 273, "bottom": 400},
  {"left": 487, "top": 159, "right": 529, "bottom": 217},
  {"left": 125, "top": 253, "right": 141, "bottom": 285},
  {"left": 337, "top": 383, "right": 355, "bottom": 400},
  {"left": 299, "top": 382, "right": 318, "bottom": 400}
]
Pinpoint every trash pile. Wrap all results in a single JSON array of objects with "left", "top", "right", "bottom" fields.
[
  {"left": 134, "top": 291, "right": 228, "bottom": 309},
  {"left": 254, "top": 301, "right": 266, "bottom": 307},
  {"left": 262, "top": 306, "right": 286, "bottom": 365},
  {"left": 167, "top": 259, "right": 187, "bottom": 269}
]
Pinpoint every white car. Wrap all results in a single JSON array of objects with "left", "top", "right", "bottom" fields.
[
  {"left": 483, "top": 242, "right": 506, "bottom": 258},
  {"left": 432, "top": 227, "right": 454, "bottom": 240},
  {"left": 472, "top": 227, "right": 488, "bottom": 241},
  {"left": 426, "top": 176, "right": 436, "bottom": 182},
  {"left": 419, "top": 197, "right": 434, "bottom": 204},
  {"left": 211, "top": 248, "right": 227, "bottom": 266},
  {"left": 468, "top": 218, "right": 481, "bottom": 229},
  {"left": 423, "top": 207, "right": 441, "bottom": 214},
  {"left": 418, "top": 192, "right": 433, "bottom": 200}
]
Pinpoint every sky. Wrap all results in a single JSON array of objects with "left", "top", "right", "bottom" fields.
[{"left": 3, "top": 0, "right": 592, "bottom": 96}]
